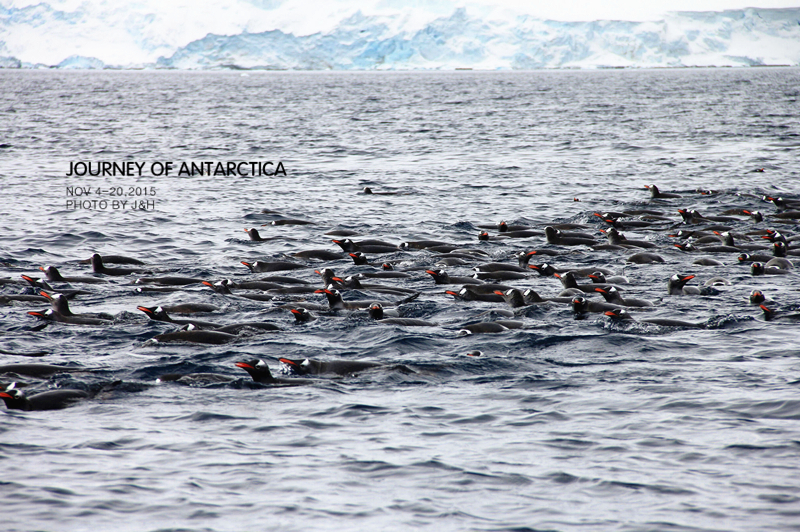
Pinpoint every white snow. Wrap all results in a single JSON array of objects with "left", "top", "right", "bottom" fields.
[{"left": 0, "top": 2, "right": 798, "bottom": 69}]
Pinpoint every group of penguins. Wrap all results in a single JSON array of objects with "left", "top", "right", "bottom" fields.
[{"left": 2, "top": 183, "right": 799, "bottom": 411}]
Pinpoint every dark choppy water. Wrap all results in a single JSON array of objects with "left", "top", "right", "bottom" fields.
[{"left": 1, "top": 68, "right": 800, "bottom": 531}]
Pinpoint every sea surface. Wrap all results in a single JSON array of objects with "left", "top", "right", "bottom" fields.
[{"left": 1, "top": 68, "right": 800, "bottom": 532}]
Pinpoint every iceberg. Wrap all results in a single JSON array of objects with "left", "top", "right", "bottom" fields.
[{"left": 0, "top": 4, "right": 798, "bottom": 70}]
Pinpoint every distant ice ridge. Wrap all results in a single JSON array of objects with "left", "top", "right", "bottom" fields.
[{"left": 1, "top": 5, "right": 799, "bottom": 69}]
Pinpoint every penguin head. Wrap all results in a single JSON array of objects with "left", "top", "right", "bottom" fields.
[
  {"left": 0, "top": 383, "right": 27, "bottom": 409},
  {"left": 368, "top": 303, "right": 384, "bottom": 320},
  {"left": 604, "top": 308, "right": 630, "bottom": 320},
  {"left": 749, "top": 290, "right": 766, "bottom": 305}
]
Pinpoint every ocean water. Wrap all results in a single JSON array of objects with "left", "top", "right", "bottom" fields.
[{"left": 1, "top": 67, "right": 800, "bottom": 532}]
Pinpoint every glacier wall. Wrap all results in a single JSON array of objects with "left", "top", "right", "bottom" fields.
[{"left": 1, "top": 5, "right": 799, "bottom": 69}]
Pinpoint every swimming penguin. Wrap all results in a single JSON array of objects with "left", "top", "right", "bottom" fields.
[
  {"left": 595, "top": 213, "right": 662, "bottom": 230},
  {"left": 646, "top": 184, "right": 681, "bottom": 199},
  {"left": 0, "top": 382, "right": 89, "bottom": 411},
  {"left": 715, "top": 231, "right": 767, "bottom": 252},
  {"left": 604, "top": 308, "right": 705, "bottom": 328},
  {"left": 494, "top": 288, "right": 556, "bottom": 306},
  {"left": 90, "top": 253, "right": 144, "bottom": 276},
  {"left": 496, "top": 221, "right": 534, "bottom": 233},
  {"left": 137, "top": 306, "right": 222, "bottom": 329},
  {"left": 19, "top": 274, "right": 54, "bottom": 291},
  {"left": 594, "top": 287, "right": 654, "bottom": 308},
  {"left": 458, "top": 322, "right": 510, "bottom": 335},
  {"left": 626, "top": 252, "right": 665, "bottom": 264},
  {"left": 772, "top": 210, "right": 800, "bottom": 220},
  {"left": 39, "top": 265, "right": 109, "bottom": 284},
  {"left": 528, "top": 263, "right": 560, "bottom": 277},
  {"left": 571, "top": 295, "right": 618, "bottom": 316},
  {"left": 678, "top": 209, "right": 740, "bottom": 224},
  {"left": 761, "top": 230, "right": 788, "bottom": 244},
  {"left": 669, "top": 230, "right": 709, "bottom": 240},
  {"left": 332, "top": 239, "right": 397, "bottom": 254},
  {"left": 515, "top": 250, "right": 562, "bottom": 268},
  {"left": 351, "top": 256, "right": 411, "bottom": 279},
  {"left": 315, "top": 268, "right": 346, "bottom": 289},
  {"left": 738, "top": 252, "right": 773, "bottom": 264},
  {"left": 765, "top": 196, "right": 800, "bottom": 211},
  {"left": 766, "top": 257, "right": 794, "bottom": 270},
  {"left": 493, "top": 289, "right": 532, "bottom": 308},
  {"left": 473, "top": 262, "right": 527, "bottom": 273},
  {"left": 472, "top": 270, "right": 528, "bottom": 281},
  {"left": 435, "top": 256, "right": 470, "bottom": 266},
  {"left": 202, "top": 280, "right": 274, "bottom": 302},
  {"left": 79, "top": 254, "right": 145, "bottom": 265},
  {"left": 445, "top": 287, "right": 505, "bottom": 303},
  {"left": 289, "top": 308, "right": 317, "bottom": 323},
  {"left": 235, "top": 359, "right": 313, "bottom": 385},
  {"left": 241, "top": 260, "right": 305, "bottom": 273},
  {"left": 362, "top": 187, "right": 407, "bottom": 196},
  {"left": 693, "top": 258, "right": 724, "bottom": 266},
  {"left": 425, "top": 269, "right": 482, "bottom": 285},
  {"left": 348, "top": 252, "right": 371, "bottom": 265},
  {"left": 667, "top": 274, "right": 700, "bottom": 295},
  {"left": 399, "top": 240, "right": 453, "bottom": 250},
  {"left": 674, "top": 242, "right": 739, "bottom": 253},
  {"left": 677, "top": 233, "right": 721, "bottom": 245},
  {"left": 368, "top": 303, "right": 436, "bottom": 326},
  {"left": 742, "top": 210, "right": 764, "bottom": 223},
  {"left": 159, "top": 303, "right": 221, "bottom": 314},
  {"left": 279, "top": 357, "right": 386, "bottom": 376},
  {"left": 477, "top": 231, "right": 504, "bottom": 241},
  {"left": 770, "top": 241, "right": 796, "bottom": 259},
  {"left": 317, "top": 287, "right": 417, "bottom": 310},
  {"left": 291, "top": 249, "right": 345, "bottom": 261},
  {"left": 759, "top": 304, "right": 800, "bottom": 321},
  {"left": 416, "top": 245, "right": 452, "bottom": 254},
  {"left": 41, "top": 292, "right": 114, "bottom": 321},
  {"left": 749, "top": 290, "right": 772, "bottom": 306},
  {"left": 27, "top": 309, "right": 112, "bottom": 326},
  {"left": 544, "top": 226, "right": 597, "bottom": 246},
  {"left": 244, "top": 228, "right": 277, "bottom": 241},
  {"left": 133, "top": 286, "right": 183, "bottom": 294},
  {"left": 587, "top": 271, "right": 630, "bottom": 285},
  {"left": 0, "top": 293, "right": 49, "bottom": 305},
  {"left": 333, "top": 275, "right": 418, "bottom": 296},
  {"left": 772, "top": 242, "right": 800, "bottom": 258},
  {"left": 140, "top": 305, "right": 278, "bottom": 334},
  {"left": 751, "top": 262, "right": 791, "bottom": 276},
  {"left": 605, "top": 228, "right": 656, "bottom": 249},
  {"left": 462, "top": 283, "right": 517, "bottom": 295},
  {"left": 555, "top": 271, "right": 618, "bottom": 293},
  {"left": 215, "top": 279, "right": 283, "bottom": 290}
]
